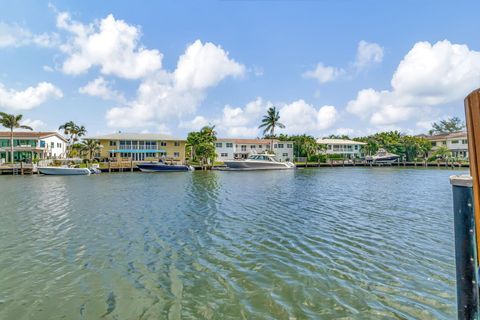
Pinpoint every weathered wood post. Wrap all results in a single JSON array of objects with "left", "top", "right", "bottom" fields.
[
  {"left": 20, "top": 162, "right": 24, "bottom": 175},
  {"left": 131, "top": 159, "right": 134, "bottom": 172},
  {"left": 108, "top": 160, "right": 111, "bottom": 173}
]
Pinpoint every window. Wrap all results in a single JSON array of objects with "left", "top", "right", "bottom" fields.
[
  {"left": 282, "top": 153, "right": 288, "bottom": 157},
  {"left": 354, "top": 145, "right": 358, "bottom": 150},
  {"left": 109, "top": 141, "right": 116, "bottom": 146},
  {"left": 110, "top": 152, "right": 117, "bottom": 158},
  {"left": 251, "top": 145, "right": 256, "bottom": 149},
  {"left": 174, "top": 141, "right": 180, "bottom": 147},
  {"left": 287, "top": 144, "right": 293, "bottom": 148},
  {"left": 277, "top": 144, "right": 284, "bottom": 148},
  {"left": 226, "top": 143, "right": 233, "bottom": 148},
  {"left": 274, "top": 144, "right": 278, "bottom": 148},
  {"left": 258, "top": 145, "right": 262, "bottom": 148},
  {"left": 221, "top": 153, "right": 228, "bottom": 157},
  {"left": 328, "top": 145, "right": 332, "bottom": 150},
  {"left": 160, "top": 141, "right": 167, "bottom": 146},
  {"left": 216, "top": 142, "right": 223, "bottom": 148},
  {"left": 452, "top": 140, "right": 459, "bottom": 144},
  {"left": 462, "top": 139, "right": 468, "bottom": 144},
  {"left": 173, "top": 152, "right": 180, "bottom": 158},
  {"left": 241, "top": 145, "right": 247, "bottom": 151},
  {"left": 442, "top": 141, "right": 447, "bottom": 145},
  {"left": 57, "top": 143, "right": 61, "bottom": 148},
  {"left": 51, "top": 142, "right": 54, "bottom": 148}
]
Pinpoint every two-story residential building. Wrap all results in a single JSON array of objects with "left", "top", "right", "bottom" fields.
[
  {"left": 85, "top": 133, "right": 187, "bottom": 163},
  {"left": 425, "top": 131, "right": 468, "bottom": 159},
  {"left": 316, "top": 138, "right": 366, "bottom": 159},
  {"left": 0, "top": 131, "right": 67, "bottom": 163},
  {"left": 215, "top": 138, "right": 294, "bottom": 162}
]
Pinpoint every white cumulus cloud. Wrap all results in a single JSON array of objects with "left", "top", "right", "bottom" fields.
[
  {"left": 19, "top": 119, "right": 46, "bottom": 131},
  {"left": 279, "top": 100, "right": 337, "bottom": 134},
  {"left": 347, "top": 40, "right": 480, "bottom": 126},
  {"left": 0, "top": 22, "right": 59, "bottom": 48},
  {"left": 57, "top": 12, "right": 162, "bottom": 79},
  {"left": 106, "top": 40, "right": 246, "bottom": 128},
  {"left": 0, "top": 82, "right": 63, "bottom": 111},
  {"left": 303, "top": 63, "right": 345, "bottom": 84},
  {"left": 304, "top": 40, "right": 384, "bottom": 84},
  {"left": 354, "top": 41, "right": 384, "bottom": 70},
  {"left": 79, "top": 77, "right": 125, "bottom": 102}
]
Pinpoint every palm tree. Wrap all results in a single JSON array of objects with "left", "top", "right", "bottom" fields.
[
  {"left": 258, "top": 106, "right": 285, "bottom": 151},
  {"left": 301, "top": 136, "right": 319, "bottom": 167},
  {"left": 80, "top": 140, "right": 102, "bottom": 161},
  {"left": 58, "top": 121, "right": 87, "bottom": 156},
  {"left": 0, "top": 113, "right": 33, "bottom": 163},
  {"left": 433, "top": 146, "right": 451, "bottom": 161}
]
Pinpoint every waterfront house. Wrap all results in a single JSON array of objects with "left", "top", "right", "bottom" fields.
[
  {"left": 85, "top": 133, "right": 187, "bottom": 163},
  {"left": 316, "top": 138, "right": 366, "bottom": 159},
  {"left": 424, "top": 131, "right": 468, "bottom": 159},
  {"left": 215, "top": 138, "right": 294, "bottom": 162},
  {"left": 0, "top": 131, "right": 67, "bottom": 163}
]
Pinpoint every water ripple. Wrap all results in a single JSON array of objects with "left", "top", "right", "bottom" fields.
[{"left": 0, "top": 168, "right": 461, "bottom": 319}]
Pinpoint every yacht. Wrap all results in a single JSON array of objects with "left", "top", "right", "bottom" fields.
[
  {"left": 223, "top": 154, "right": 295, "bottom": 170},
  {"left": 365, "top": 148, "right": 400, "bottom": 164},
  {"left": 137, "top": 160, "right": 194, "bottom": 172},
  {"left": 38, "top": 166, "right": 91, "bottom": 175}
]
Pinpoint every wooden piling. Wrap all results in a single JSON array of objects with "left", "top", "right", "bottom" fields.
[
  {"left": 108, "top": 160, "right": 111, "bottom": 173},
  {"left": 131, "top": 159, "right": 134, "bottom": 172},
  {"left": 20, "top": 162, "right": 24, "bottom": 175},
  {"left": 464, "top": 88, "right": 480, "bottom": 261}
]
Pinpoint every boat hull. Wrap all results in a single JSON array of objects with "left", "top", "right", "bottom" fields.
[
  {"left": 137, "top": 163, "right": 191, "bottom": 172},
  {"left": 223, "top": 160, "right": 295, "bottom": 170},
  {"left": 38, "top": 167, "right": 91, "bottom": 175}
]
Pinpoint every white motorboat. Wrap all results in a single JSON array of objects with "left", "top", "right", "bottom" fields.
[
  {"left": 223, "top": 154, "right": 296, "bottom": 170},
  {"left": 38, "top": 166, "right": 91, "bottom": 175},
  {"left": 365, "top": 148, "right": 400, "bottom": 164}
]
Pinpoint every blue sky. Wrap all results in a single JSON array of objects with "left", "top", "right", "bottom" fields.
[{"left": 0, "top": 0, "right": 479, "bottom": 138}]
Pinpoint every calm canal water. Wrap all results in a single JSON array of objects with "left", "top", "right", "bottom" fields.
[{"left": 0, "top": 167, "right": 466, "bottom": 319}]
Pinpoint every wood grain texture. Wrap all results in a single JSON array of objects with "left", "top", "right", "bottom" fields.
[{"left": 464, "top": 89, "right": 480, "bottom": 262}]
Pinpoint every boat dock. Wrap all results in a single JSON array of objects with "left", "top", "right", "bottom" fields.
[{"left": 0, "top": 160, "right": 468, "bottom": 175}]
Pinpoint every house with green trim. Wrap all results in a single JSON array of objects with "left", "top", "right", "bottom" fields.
[{"left": 0, "top": 132, "right": 68, "bottom": 163}]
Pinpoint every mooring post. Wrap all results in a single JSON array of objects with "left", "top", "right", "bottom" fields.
[{"left": 450, "top": 175, "right": 479, "bottom": 320}]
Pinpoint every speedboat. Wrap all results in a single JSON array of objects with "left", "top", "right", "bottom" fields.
[
  {"left": 365, "top": 148, "right": 399, "bottom": 164},
  {"left": 38, "top": 166, "right": 91, "bottom": 175},
  {"left": 223, "top": 154, "right": 296, "bottom": 170},
  {"left": 137, "top": 161, "right": 194, "bottom": 172}
]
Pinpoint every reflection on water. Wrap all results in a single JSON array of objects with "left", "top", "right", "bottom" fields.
[{"left": 0, "top": 168, "right": 463, "bottom": 319}]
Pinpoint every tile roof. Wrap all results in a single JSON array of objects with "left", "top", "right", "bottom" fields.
[
  {"left": 425, "top": 131, "right": 467, "bottom": 140},
  {"left": 316, "top": 138, "right": 366, "bottom": 145},
  {"left": 0, "top": 131, "right": 67, "bottom": 141}
]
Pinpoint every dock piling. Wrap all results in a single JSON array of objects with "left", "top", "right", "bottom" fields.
[{"left": 450, "top": 175, "right": 479, "bottom": 320}]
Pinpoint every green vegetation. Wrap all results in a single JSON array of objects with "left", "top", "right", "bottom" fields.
[
  {"left": 432, "top": 146, "right": 452, "bottom": 160},
  {"left": 259, "top": 106, "right": 285, "bottom": 151},
  {"left": 429, "top": 117, "right": 465, "bottom": 135},
  {"left": 354, "top": 131, "right": 432, "bottom": 161},
  {"left": 187, "top": 125, "right": 217, "bottom": 168},
  {"left": 0, "top": 112, "right": 33, "bottom": 163},
  {"left": 80, "top": 139, "right": 102, "bottom": 160},
  {"left": 58, "top": 121, "right": 87, "bottom": 157}
]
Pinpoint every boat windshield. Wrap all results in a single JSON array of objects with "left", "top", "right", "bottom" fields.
[{"left": 248, "top": 155, "right": 273, "bottom": 161}]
